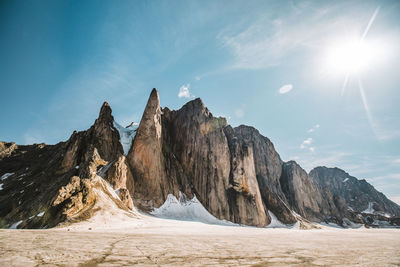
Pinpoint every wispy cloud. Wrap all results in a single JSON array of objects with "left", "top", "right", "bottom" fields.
[
  {"left": 392, "top": 159, "right": 400, "bottom": 165},
  {"left": 178, "top": 84, "right": 191, "bottom": 98},
  {"left": 307, "top": 124, "right": 320, "bottom": 133},
  {"left": 295, "top": 150, "right": 353, "bottom": 172},
  {"left": 218, "top": 18, "right": 301, "bottom": 69},
  {"left": 217, "top": 2, "right": 366, "bottom": 70},
  {"left": 279, "top": 84, "right": 293, "bottom": 94},
  {"left": 300, "top": 137, "right": 313, "bottom": 149},
  {"left": 369, "top": 173, "right": 400, "bottom": 182},
  {"left": 235, "top": 104, "right": 246, "bottom": 118}
]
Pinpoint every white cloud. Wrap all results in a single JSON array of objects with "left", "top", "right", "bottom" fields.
[
  {"left": 309, "top": 147, "right": 315, "bottom": 153},
  {"left": 178, "top": 84, "right": 191, "bottom": 98},
  {"left": 300, "top": 138, "right": 313, "bottom": 149},
  {"left": 278, "top": 84, "right": 293, "bottom": 94},
  {"left": 195, "top": 76, "right": 201, "bottom": 81},
  {"left": 307, "top": 124, "right": 320, "bottom": 133}
]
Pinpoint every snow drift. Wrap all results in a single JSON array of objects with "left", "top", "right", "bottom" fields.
[{"left": 151, "top": 192, "right": 236, "bottom": 226}]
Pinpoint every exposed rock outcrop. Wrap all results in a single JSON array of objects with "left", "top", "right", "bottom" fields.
[
  {"left": 310, "top": 167, "right": 400, "bottom": 219},
  {"left": 280, "top": 161, "right": 324, "bottom": 221},
  {"left": 227, "top": 126, "right": 296, "bottom": 224},
  {"left": 0, "top": 101, "right": 136, "bottom": 229},
  {"left": 127, "top": 88, "right": 173, "bottom": 210}
]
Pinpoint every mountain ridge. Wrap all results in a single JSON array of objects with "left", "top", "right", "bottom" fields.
[{"left": 0, "top": 88, "right": 399, "bottom": 229}]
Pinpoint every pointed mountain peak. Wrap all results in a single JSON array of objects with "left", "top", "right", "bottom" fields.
[
  {"left": 96, "top": 101, "right": 114, "bottom": 126},
  {"left": 99, "top": 101, "right": 112, "bottom": 117},
  {"left": 190, "top": 97, "right": 204, "bottom": 108},
  {"left": 145, "top": 88, "right": 160, "bottom": 111},
  {"left": 192, "top": 97, "right": 205, "bottom": 108},
  {"left": 150, "top": 88, "right": 159, "bottom": 98},
  {"left": 143, "top": 88, "right": 161, "bottom": 116},
  {"left": 132, "top": 88, "right": 162, "bottom": 143},
  {"left": 180, "top": 97, "right": 209, "bottom": 117}
]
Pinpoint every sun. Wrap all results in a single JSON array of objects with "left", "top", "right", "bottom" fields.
[{"left": 325, "top": 38, "right": 380, "bottom": 75}]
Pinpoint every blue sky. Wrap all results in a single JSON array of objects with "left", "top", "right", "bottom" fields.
[{"left": 1, "top": 0, "right": 399, "bottom": 203}]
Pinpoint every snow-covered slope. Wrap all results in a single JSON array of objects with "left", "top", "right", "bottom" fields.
[
  {"left": 113, "top": 122, "right": 138, "bottom": 155},
  {"left": 150, "top": 192, "right": 236, "bottom": 226},
  {"left": 266, "top": 211, "right": 298, "bottom": 229},
  {"left": 57, "top": 175, "right": 140, "bottom": 230}
]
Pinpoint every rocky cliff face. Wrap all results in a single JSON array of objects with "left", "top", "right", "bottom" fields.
[
  {"left": 127, "top": 89, "right": 173, "bottom": 210},
  {"left": 1, "top": 89, "right": 399, "bottom": 229},
  {"left": 0, "top": 102, "right": 136, "bottom": 229},
  {"left": 310, "top": 167, "right": 400, "bottom": 219},
  {"left": 161, "top": 99, "right": 271, "bottom": 226},
  {"left": 279, "top": 161, "right": 359, "bottom": 225},
  {"left": 280, "top": 161, "right": 324, "bottom": 221}
]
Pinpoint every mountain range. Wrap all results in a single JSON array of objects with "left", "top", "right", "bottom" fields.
[{"left": 1, "top": 88, "right": 399, "bottom": 229}]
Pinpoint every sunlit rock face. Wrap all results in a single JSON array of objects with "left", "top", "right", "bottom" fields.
[
  {"left": 161, "top": 98, "right": 272, "bottom": 226},
  {"left": 279, "top": 161, "right": 347, "bottom": 224},
  {"left": 127, "top": 88, "right": 174, "bottom": 211},
  {"left": 0, "top": 101, "right": 135, "bottom": 229},
  {"left": 280, "top": 161, "right": 323, "bottom": 221},
  {"left": 226, "top": 125, "right": 296, "bottom": 224},
  {"left": 1, "top": 88, "right": 400, "bottom": 229}
]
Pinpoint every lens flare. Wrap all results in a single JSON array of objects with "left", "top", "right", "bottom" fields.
[{"left": 325, "top": 39, "right": 380, "bottom": 74}]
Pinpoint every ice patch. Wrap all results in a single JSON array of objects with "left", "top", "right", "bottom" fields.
[
  {"left": 0, "top": 183, "right": 3, "bottom": 190},
  {"left": 376, "top": 211, "right": 392, "bottom": 218},
  {"left": 266, "top": 211, "right": 295, "bottom": 228},
  {"left": 342, "top": 218, "right": 363, "bottom": 229},
  {"left": 114, "top": 121, "right": 138, "bottom": 155},
  {"left": 10, "top": 220, "right": 23, "bottom": 229},
  {"left": 343, "top": 178, "right": 349, "bottom": 182},
  {"left": 151, "top": 192, "right": 236, "bottom": 226},
  {"left": 362, "top": 202, "right": 375, "bottom": 214},
  {"left": 37, "top": 212, "right": 45, "bottom": 217},
  {"left": 75, "top": 166, "right": 79, "bottom": 169},
  {"left": 96, "top": 162, "right": 113, "bottom": 178},
  {"left": 1, "top": 172, "right": 14, "bottom": 180}
]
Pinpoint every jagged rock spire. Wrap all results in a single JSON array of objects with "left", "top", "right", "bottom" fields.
[
  {"left": 127, "top": 88, "right": 170, "bottom": 210},
  {"left": 134, "top": 88, "right": 162, "bottom": 140},
  {"left": 96, "top": 101, "right": 114, "bottom": 126}
]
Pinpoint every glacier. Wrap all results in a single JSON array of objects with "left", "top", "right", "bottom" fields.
[{"left": 113, "top": 121, "right": 138, "bottom": 155}]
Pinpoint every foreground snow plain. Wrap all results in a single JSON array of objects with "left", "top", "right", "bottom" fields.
[
  {"left": 1, "top": 213, "right": 399, "bottom": 266},
  {"left": 2, "top": 176, "right": 398, "bottom": 266}
]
